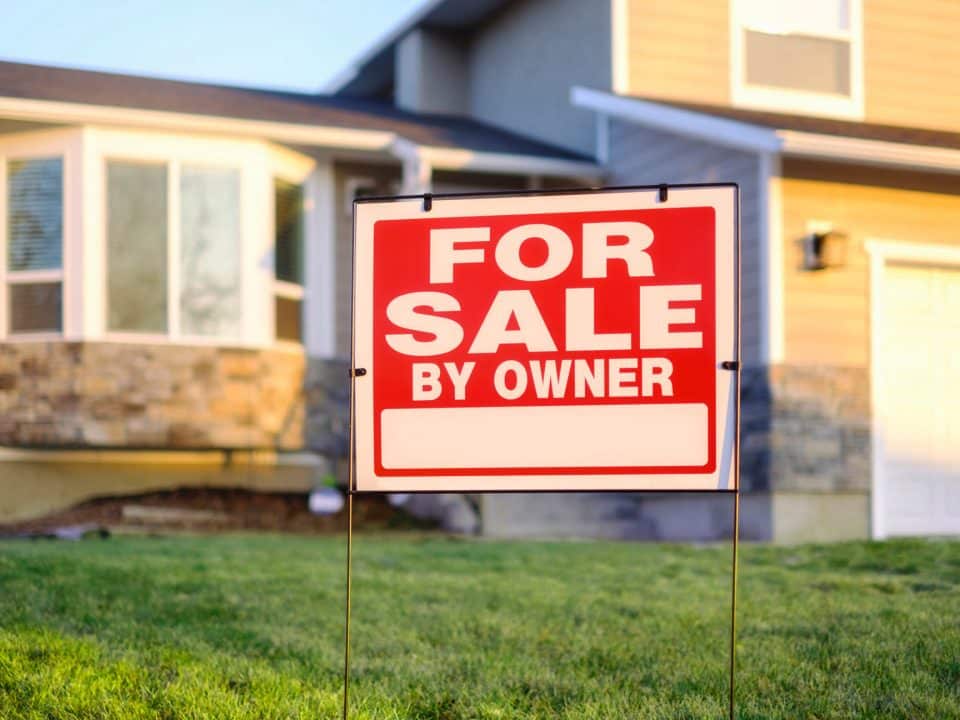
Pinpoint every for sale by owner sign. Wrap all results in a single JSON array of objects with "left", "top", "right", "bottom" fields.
[{"left": 352, "top": 185, "right": 738, "bottom": 492}]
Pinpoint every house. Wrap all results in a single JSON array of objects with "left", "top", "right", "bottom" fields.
[
  {"left": 330, "top": 0, "right": 960, "bottom": 542},
  {"left": 0, "top": 59, "right": 598, "bottom": 523},
  {"left": 5, "top": 0, "right": 958, "bottom": 542}
]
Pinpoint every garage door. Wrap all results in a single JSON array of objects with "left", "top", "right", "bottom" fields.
[{"left": 875, "top": 262, "right": 960, "bottom": 537}]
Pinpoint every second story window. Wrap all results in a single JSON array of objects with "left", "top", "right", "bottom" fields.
[
  {"left": 274, "top": 178, "right": 304, "bottom": 343},
  {"left": 6, "top": 157, "right": 63, "bottom": 335},
  {"left": 732, "top": 0, "right": 863, "bottom": 119}
]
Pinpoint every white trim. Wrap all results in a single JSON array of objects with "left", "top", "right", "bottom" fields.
[
  {"left": 596, "top": 113, "right": 610, "bottom": 165},
  {"left": 759, "top": 152, "right": 785, "bottom": 364},
  {"left": 167, "top": 158, "right": 181, "bottom": 338},
  {"left": 304, "top": 162, "right": 337, "bottom": 358},
  {"left": 730, "top": 0, "right": 864, "bottom": 121},
  {"left": 343, "top": 176, "right": 377, "bottom": 214},
  {"left": 0, "top": 96, "right": 396, "bottom": 152},
  {"left": 397, "top": 141, "right": 600, "bottom": 180},
  {"left": 611, "top": 0, "right": 630, "bottom": 94},
  {"left": 779, "top": 131, "right": 960, "bottom": 175},
  {"left": 5, "top": 269, "right": 63, "bottom": 284},
  {"left": 865, "top": 239, "right": 960, "bottom": 539},
  {"left": 0, "top": 95, "right": 599, "bottom": 179},
  {"left": 572, "top": 86, "right": 960, "bottom": 176},
  {"left": 866, "top": 239, "right": 960, "bottom": 267},
  {"left": 62, "top": 130, "right": 85, "bottom": 340},
  {"left": 274, "top": 279, "right": 305, "bottom": 300},
  {"left": 1, "top": 331, "right": 62, "bottom": 343},
  {"left": 394, "top": 139, "right": 433, "bottom": 194},
  {"left": 96, "top": 331, "right": 248, "bottom": 347},
  {"left": 571, "top": 86, "right": 782, "bottom": 154},
  {"left": 0, "top": 446, "right": 323, "bottom": 467},
  {"left": 0, "top": 157, "right": 6, "bottom": 339}
]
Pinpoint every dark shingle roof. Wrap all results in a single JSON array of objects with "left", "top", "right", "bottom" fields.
[
  {"left": 0, "top": 60, "right": 590, "bottom": 161},
  {"left": 633, "top": 95, "right": 960, "bottom": 151}
]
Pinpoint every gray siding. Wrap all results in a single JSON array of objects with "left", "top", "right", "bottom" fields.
[
  {"left": 333, "top": 162, "right": 401, "bottom": 359},
  {"left": 396, "top": 29, "right": 470, "bottom": 115},
  {"left": 469, "top": 0, "right": 611, "bottom": 155},
  {"left": 606, "top": 119, "right": 764, "bottom": 366}
]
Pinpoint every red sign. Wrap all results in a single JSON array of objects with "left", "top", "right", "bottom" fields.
[{"left": 352, "top": 187, "right": 738, "bottom": 492}]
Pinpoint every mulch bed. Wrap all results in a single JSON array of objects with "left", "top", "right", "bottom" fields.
[{"left": 0, "top": 487, "right": 433, "bottom": 537}]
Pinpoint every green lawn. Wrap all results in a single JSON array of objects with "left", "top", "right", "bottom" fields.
[{"left": 0, "top": 534, "right": 958, "bottom": 719}]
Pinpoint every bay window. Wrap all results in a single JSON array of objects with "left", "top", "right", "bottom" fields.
[
  {"left": 6, "top": 157, "right": 63, "bottom": 334},
  {"left": 0, "top": 127, "right": 319, "bottom": 348}
]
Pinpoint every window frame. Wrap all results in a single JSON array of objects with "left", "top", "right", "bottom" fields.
[
  {"left": 271, "top": 148, "right": 314, "bottom": 348},
  {"left": 0, "top": 130, "right": 76, "bottom": 342},
  {"left": 730, "top": 0, "right": 864, "bottom": 120},
  {"left": 102, "top": 154, "right": 247, "bottom": 345}
]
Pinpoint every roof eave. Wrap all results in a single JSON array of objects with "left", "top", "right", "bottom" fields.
[
  {"left": 777, "top": 130, "right": 960, "bottom": 176},
  {"left": 0, "top": 95, "right": 597, "bottom": 179},
  {"left": 571, "top": 86, "right": 782, "bottom": 154},
  {"left": 572, "top": 86, "right": 960, "bottom": 176}
]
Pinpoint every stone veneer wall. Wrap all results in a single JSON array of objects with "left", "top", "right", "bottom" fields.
[
  {"left": 0, "top": 342, "right": 307, "bottom": 449},
  {"left": 740, "top": 365, "right": 871, "bottom": 493},
  {"left": 304, "top": 357, "right": 351, "bottom": 468}
]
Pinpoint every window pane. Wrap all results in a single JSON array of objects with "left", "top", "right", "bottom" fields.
[
  {"left": 107, "top": 161, "right": 168, "bottom": 332},
  {"left": 275, "top": 296, "right": 302, "bottom": 342},
  {"left": 7, "top": 157, "right": 62, "bottom": 271},
  {"left": 275, "top": 179, "right": 303, "bottom": 284},
  {"left": 741, "top": 0, "right": 849, "bottom": 34},
  {"left": 745, "top": 30, "right": 850, "bottom": 95},
  {"left": 180, "top": 166, "right": 242, "bottom": 337},
  {"left": 10, "top": 282, "right": 61, "bottom": 332}
]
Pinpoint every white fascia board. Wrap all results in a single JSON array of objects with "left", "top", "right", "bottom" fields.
[
  {"left": 778, "top": 130, "right": 960, "bottom": 175},
  {"left": 412, "top": 143, "right": 603, "bottom": 180},
  {"left": 571, "top": 87, "right": 960, "bottom": 177},
  {"left": 865, "top": 238, "right": 960, "bottom": 266},
  {"left": 0, "top": 96, "right": 396, "bottom": 151},
  {"left": 571, "top": 86, "right": 782, "bottom": 154}
]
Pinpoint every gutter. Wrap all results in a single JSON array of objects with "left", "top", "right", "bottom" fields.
[
  {"left": 572, "top": 86, "right": 960, "bottom": 175},
  {"left": 0, "top": 95, "right": 600, "bottom": 180}
]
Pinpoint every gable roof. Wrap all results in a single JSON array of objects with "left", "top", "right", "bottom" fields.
[
  {"left": 0, "top": 60, "right": 596, "bottom": 174},
  {"left": 325, "top": 0, "right": 510, "bottom": 96},
  {"left": 572, "top": 87, "right": 960, "bottom": 175}
]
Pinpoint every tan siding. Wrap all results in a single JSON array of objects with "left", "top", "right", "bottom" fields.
[
  {"left": 782, "top": 159, "right": 960, "bottom": 367},
  {"left": 332, "top": 162, "right": 400, "bottom": 358},
  {"left": 625, "top": 0, "right": 730, "bottom": 106},
  {"left": 606, "top": 119, "right": 762, "bottom": 364},
  {"left": 865, "top": 0, "right": 960, "bottom": 132}
]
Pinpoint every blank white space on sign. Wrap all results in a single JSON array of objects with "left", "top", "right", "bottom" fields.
[{"left": 381, "top": 403, "right": 708, "bottom": 470}]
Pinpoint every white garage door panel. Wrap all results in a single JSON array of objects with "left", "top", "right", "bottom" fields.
[{"left": 877, "top": 263, "right": 960, "bottom": 537}]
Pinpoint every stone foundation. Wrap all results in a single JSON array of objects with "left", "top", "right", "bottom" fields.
[
  {"left": 741, "top": 364, "right": 871, "bottom": 493},
  {"left": 0, "top": 342, "right": 306, "bottom": 449}
]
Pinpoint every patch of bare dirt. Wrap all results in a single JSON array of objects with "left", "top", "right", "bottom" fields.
[{"left": 0, "top": 487, "right": 434, "bottom": 537}]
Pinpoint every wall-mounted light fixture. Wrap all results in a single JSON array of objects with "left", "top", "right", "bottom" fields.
[{"left": 799, "top": 221, "right": 847, "bottom": 271}]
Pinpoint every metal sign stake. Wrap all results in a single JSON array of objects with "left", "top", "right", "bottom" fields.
[
  {"left": 728, "top": 489, "right": 741, "bottom": 720},
  {"left": 341, "top": 491, "right": 354, "bottom": 720}
]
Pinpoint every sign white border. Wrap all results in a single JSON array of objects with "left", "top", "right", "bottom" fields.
[{"left": 352, "top": 185, "right": 739, "bottom": 492}]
